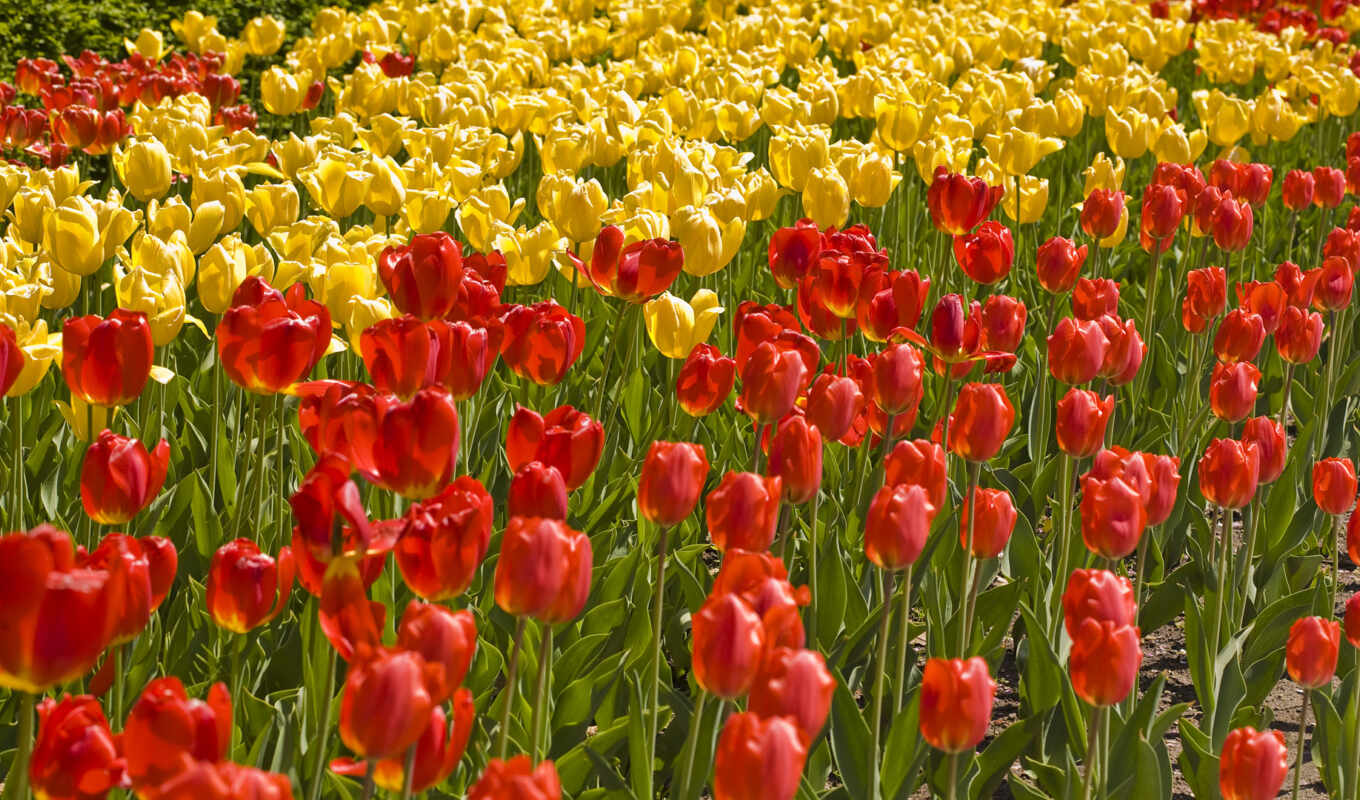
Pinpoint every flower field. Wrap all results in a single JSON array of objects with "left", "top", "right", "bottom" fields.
[{"left": 8, "top": 0, "right": 1360, "bottom": 797}]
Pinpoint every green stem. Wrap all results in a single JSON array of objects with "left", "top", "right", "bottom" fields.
[
  {"left": 752, "top": 424, "right": 764, "bottom": 472},
  {"left": 960, "top": 463, "right": 982, "bottom": 656},
  {"left": 1081, "top": 705, "right": 1105, "bottom": 800},
  {"left": 360, "top": 760, "right": 376, "bottom": 800},
  {"left": 648, "top": 525, "right": 671, "bottom": 778},
  {"left": 1133, "top": 531, "right": 1151, "bottom": 623},
  {"left": 870, "top": 569, "right": 895, "bottom": 800},
  {"left": 1053, "top": 454, "right": 1076, "bottom": 634},
  {"left": 675, "top": 691, "right": 710, "bottom": 800},
  {"left": 1234, "top": 496, "right": 1262, "bottom": 633},
  {"left": 1293, "top": 689, "right": 1311, "bottom": 800},
  {"left": 496, "top": 617, "right": 527, "bottom": 760},
  {"left": 807, "top": 490, "right": 821, "bottom": 650},
  {"left": 274, "top": 393, "right": 287, "bottom": 545},
  {"left": 400, "top": 743, "right": 417, "bottom": 800},
  {"left": 208, "top": 353, "right": 223, "bottom": 505},
  {"left": 530, "top": 624, "right": 554, "bottom": 763},
  {"left": 1209, "top": 508, "right": 1230, "bottom": 652},
  {"left": 307, "top": 644, "right": 338, "bottom": 800},
  {"left": 893, "top": 563, "right": 914, "bottom": 715},
  {"left": 1331, "top": 513, "right": 1343, "bottom": 616},
  {"left": 947, "top": 752, "right": 960, "bottom": 800},
  {"left": 112, "top": 642, "right": 128, "bottom": 730},
  {"left": 1350, "top": 669, "right": 1360, "bottom": 800},
  {"left": 1279, "top": 362, "right": 1296, "bottom": 429},
  {"left": 3, "top": 692, "right": 34, "bottom": 800},
  {"left": 230, "top": 633, "right": 247, "bottom": 759}
]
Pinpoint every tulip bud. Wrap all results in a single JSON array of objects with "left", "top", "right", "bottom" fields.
[
  {"left": 1199, "top": 438, "right": 1260, "bottom": 509},
  {"left": 124, "top": 677, "right": 231, "bottom": 786},
  {"left": 508, "top": 462, "right": 569, "bottom": 520},
  {"left": 1055, "top": 388, "right": 1114, "bottom": 458},
  {"left": 396, "top": 477, "right": 493, "bottom": 601},
  {"left": 953, "top": 220, "right": 1014, "bottom": 285},
  {"left": 1219, "top": 727, "right": 1289, "bottom": 800},
  {"left": 927, "top": 168, "right": 1002, "bottom": 236},
  {"left": 493, "top": 517, "right": 592, "bottom": 624},
  {"left": 807, "top": 372, "right": 863, "bottom": 442},
  {"left": 1281, "top": 170, "right": 1315, "bottom": 211},
  {"left": 1080, "top": 189, "right": 1125, "bottom": 240},
  {"left": 748, "top": 647, "right": 835, "bottom": 743},
  {"left": 871, "top": 342, "right": 923, "bottom": 417},
  {"left": 339, "top": 650, "right": 437, "bottom": 760},
  {"left": 468, "top": 756, "right": 561, "bottom": 800},
  {"left": 1062, "top": 568, "right": 1136, "bottom": 637},
  {"left": 1047, "top": 317, "right": 1109, "bottom": 385},
  {"left": 1212, "top": 309, "right": 1266, "bottom": 363},
  {"left": 206, "top": 539, "right": 295, "bottom": 634},
  {"left": 883, "top": 439, "right": 948, "bottom": 509},
  {"left": 81, "top": 431, "right": 169, "bottom": 525},
  {"left": 63, "top": 309, "right": 154, "bottom": 407},
  {"left": 707, "top": 472, "right": 782, "bottom": 552},
  {"left": 505, "top": 405, "right": 604, "bottom": 491},
  {"left": 1208, "top": 362, "right": 1260, "bottom": 422},
  {"left": 1313, "top": 458, "right": 1358, "bottom": 515},
  {"left": 1346, "top": 594, "right": 1360, "bottom": 648},
  {"left": 1069, "top": 619, "right": 1142, "bottom": 706},
  {"left": 960, "top": 487, "right": 1016, "bottom": 558},
  {"left": 739, "top": 341, "right": 807, "bottom": 425},
  {"left": 638, "top": 441, "right": 709, "bottom": 527},
  {"left": 768, "top": 219, "right": 822, "bottom": 290},
  {"left": 979, "top": 295, "right": 1025, "bottom": 353},
  {"left": 502, "top": 301, "right": 587, "bottom": 386},
  {"left": 1313, "top": 166, "right": 1346, "bottom": 208},
  {"left": 713, "top": 711, "right": 807, "bottom": 800},
  {"left": 30, "top": 695, "right": 123, "bottom": 800},
  {"left": 693, "top": 593, "right": 767, "bottom": 699},
  {"left": 1036, "top": 236, "right": 1087, "bottom": 293},
  {"left": 1312, "top": 257, "right": 1354, "bottom": 312},
  {"left": 865, "top": 483, "right": 935, "bottom": 570},
  {"left": 1241, "top": 417, "right": 1287, "bottom": 484},
  {"left": 396, "top": 603, "right": 477, "bottom": 702},
  {"left": 378, "top": 232, "right": 463, "bottom": 320},
  {"left": 948, "top": 383, "right": 1015, "bottom": 462},
  {"left": 1286, "top": 616, "right": 1341, "bottom": 689},
  {"left": 919, "top": 657, "right": 995, "bottom": 753}
]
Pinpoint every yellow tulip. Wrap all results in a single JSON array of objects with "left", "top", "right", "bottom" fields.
[
  {"left": 272, "top": 135, "right": 321, "bottom": 181},
  {"left": 172, "top": 11, "right": 218, "bottom": 54},
  {"left": 0, "top": 165, "right": 23, "bottom": 213},
  {"left": 769, "top": 126, "right": 830, "bottom": 192},
  {"left": 1151, "top": 120, "right": 1207, "bottom": 165},
  {"left": 359, "top": 114, "right": 414, "bottom": 158},
  {"left": 113, "top": 140, "right": 173, "bottom": 202},
  {"left": 115, "top": 266, "right": 186, "bottom": 346},
  {"left": 199, "top": 235, "right": 275, "bottom": 315},
  {"left": 4, "top": 319, "right": 59, "bottom": 397},
  {"left": 57, "top": 395, "right": 112, "bottom": 442},
  {"left": 124, "top": 28, "right": 164, "bottom": 61},
  {"left": 0, "top": 263, "right": 43, "bottom": 324},
  {"left": 457, "top": 184, "right": 526, "bottom": 253},
  {"left": 125, "top": 231, "right": 195, "bottom": 286},
  {"left": 42, "top": 197, "right": 103, "bottom": 277},
  {"left": 35, "top": 255, "right": 80, "bottom": 311},
  {"left": 1083, "top": 153, "right": 1125, "bottom": 196},
  {"left": 643, "top": 289, "right": 723, "bottom": 359},
  {"left": 8, "top": 187, "right": 53, "bottom": 246},
  {"left": 1192, "top": 89, "right": 1252, "bottom": 148},
  {"left": 845, "top": 148, "right": 902, "bottom": 208},
  {"left": 498, "top": 221, "right": 567, "bottom": 287},
  {"left": 192, "top": 168, "right": 246, "bottom": 233},
  {"left": 312, "top": 260, "right": 380, "bottom": 318},
  {"left": 299, "top": 159, "right": 374, "bottom": 220},
  {"left": 245, "top": 182, "right": 301, "bottom": 237},
  {"left": 550, "top": 177, "right": 609, "bottom": 243},
  {"left": 1000, "top": 175, "right": 1049, "bottom": 225},
  {"left": 802, "top": 166, "right": 850, "bottom": 230},
  {"left": 403, "top": 189, "right": 455, "bottom": 235},
  {"left": 242, "top": 15, "right": 286, "bottom": 56},
  {"left": 874, "top": 93, "right": 926, "bottom": 153},
  {"left": 1104, "top": 108, "right": 1152, "bottom": 160},
  {"left": 672, "top": 205, "right": 745, "bottom": 277},
  {"left": 363, "top": 156, "right": 407, "bottom": 218},
  {"left": 341, "top": 295, "right": 396, "bottom": 352},
  {"left": 913, "top": 136, "right": 971, "bottom": 184},
  {"left": 261, "top": 67, "right": 307, "bottom": 116}
]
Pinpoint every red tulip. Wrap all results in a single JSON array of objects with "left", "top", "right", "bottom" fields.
[
  {"left": 396, "top": 602, "right": 477, "bottom": 702},
  {"left": 806, "top": 372, "right": 864, "bottom": 442},
  {"left": 638, "top": 441, "right": 710, "bottom": 526},
  {"left": 1036, "top": 236, "right": 1087, "bottom": 293},
  {"left": 1081, "top": 189, "right": 1125, "bottom": 239},
  {"left": 501, "top": 301, "right": 586, "bottom": 386},
  {"left": 692, "top": 592, "right": 767, "bottom": 699},
  {"left": 79, "top": 533, "right": 174, "bottom": 649},
  {"left": 919, "top": 657, "right": 995, "bottom": 753},
  {"left": 360, "top": 315, "right": 440, "bottom": 398},
  {"left": 1275, "top": 261, "right": 1315, "bottom": 308},
  {"left": 859, "top": 269, "right": 931, "bottom": 341},
  {"left": 62, "top": 309, "right": 153, "bottom": 407},
  {"left": 734, "top": 302, "right": 799, "bottom": 369},
  {"left": 1219, "top": 727, "right": 1289, "bottom": 800},
  {"left": 870, "top": 342, "right": 923, "bottom": 416},
  {"left": 289, "top": 455, "right": 373, "bottom": 562},
  {"left": 505, "top": 405, "right": 604, "bottom": 491},
  {"left": 1069, "top": 619, "right": 1141, "bottom": 706},
  {"left": 206, "top": 539, "right": 294, "bottom": 634},
  {"left": 585, "top": 226, "right": 684, "bottom": 302},
  {"left": 396, "top": 476, "right": 493, "bottom": 601},
  {"left": 1062, "top": 569, "right": 1136, "bottom": 637},
  {"left": 707, "top": 472, "right": 782, "bottom": 552},
  {"left": 1047, "top": 317, "right": 1109, "bottom": 384},
  {"left": 1210, "top": 195, "right": 1253, "bottom": 251},
  {"left": 1212, "top": 309, "right": 1266, "bottom": 364},
  {"left": 1183, "top": 267, "right": 1228, "bottom": 334},
  {"left": 768, "top": 218, "right": 822, "bottom": 290},
  {"left": 508, "top": 462, "right": 569, "bottom": 520},
  {"left": 468, "top": 756, "right": 561, "bottom": 800},
  {"left": 1199, "top": 438, "right": 1260, "bottom": 509},
  {"left": 216, "top": 278, "right": 329, "bottom": 394},
  {"left": 810, "top": 248, "right": 882, "bottom": 319},
  {"left": 677, "top": 343, "right": 736, "bottom": 417},
  {"left": 124, "top": 678, "right": 231, "bottom": 788},
  {"left": 1055, "top": 388, "right": 1114, "bottom": 458},
  {"left": 979, "top": 294, "right": 1026, "bottom": 353},
  {"left": 1282, "top": 170, "right": 1315, "bottom": 211},
  {"left": 883, "top": 439, "right": 948, "bottom": 509},
  {"left": 1241, "top": 417, "right": 1287, "bottom": 484},
  {"left": 0, "top": 321, "right": 23, "bottom": 397},
  {"left": 1139, "top": 183, "right": 1184, "bottom": 249},
  {"left": 344, "top": 386, "right": 460, "bottom": 499},
  {"left": 711, "top": 551, "right": 810, "bottom": 649},
  {"left": 1156, "top": 162, "right": 1206, "bottom": 200},
  {"left": 30, "top": 695, "right": 125, "bottom": 800},
  {"left": 948, "top": 382, "right": 1015, "bottom": 462},
  {"left": 767, "top": 417, "right": 822, "bottom": 504},
  {"left": 1139, "top": 452, "right": 1182, "bottom": 526},
  {"left": 953, "top": 220, "right": 1014, "bottom": 284},
  {"left": 339, "top": 650, "right": 437, "bottom": 760},
  {"left": 1080, "top": 472, "right": 1148, "bottom": 559},
  {"left": 960, "top": 487, "right": 1016, "bottom": 558},
  {"left": 332, "top": 692, "right": 473, "bottom": 794},
  {"left": 1239, "top": 163, "right": 1273, "bottom": 206},
  {"left": 739, "top": 341, "right": 808, "bottom": 425},
  {"left": 748, "top": 647, "right": 835, "bottom": 743},
  {"left": 927, "top": 167, "right": 1002, "bottom": 235},
  {"left": 1313, "top": 458, "right": 1358, "bottom": 515},
  {"left": 377, "top": 232, "right": 464, "bottom": 320},
  {"left": 318, "top": 558, "right": 385, "bottom": 662},
  {"left": 1313, "top": 166, "right": 1346, "bottom": 208},
  {"left": 493, "top": 517, "right": 592, "bottom": 623},
  {"left": 1312, "top": 256, "right": 1354, "bottom": 311},
  {"left": 1235, "top": 281, "right": 1287, "bottom": 335},
  {"left": 1093, "top": 314, "right": 1144, "bottom": 386},
  {"left": 1325, "top": 227, "right": 1360, "bottom": 272},
  {"left": 1286, "top": 616, "right": 1341, "bottom": 688},
  {"left": 713, "top": 712, "right": 807, "bottom": 800},
  {"left": 433, "top": 319, "right": 500, "bottom": 400},
  {"left": 1209, "top": 362, "right": 1260, "bottom": 422},
  {"left": 1072, "top": 278, "right": 1120, "bottom": 321},
  {"left": 865, "top": 483, "right": 935, "bottom": 570},
  {"left": 1346, "top": 594, "right": 1360, "bottom": 647},
  {"left": 80, "top": 431, "right": 170, "bottom": 525}
]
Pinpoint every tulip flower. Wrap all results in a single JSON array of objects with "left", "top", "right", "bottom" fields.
[
  {"left": 494, "top": 516, "right": 592, "bottom": 624},
  {"left": 468, "top": 756, "right": 562, "bottom": 800},
  {"left": 505, "top": 405, "right": 604, "bottom": 491},
  {"left": 1212, "top": 309, "right": 1266, "bottom": 364},
  {"left": 1063, "top": 569, "right": 1137, "bottom": 637},
  {"left": 217, "top": 277, "right": 329, "bottom": 394},
  {"left": 434, "top": 319, "right": 501, "bottom": 400},
  {"left": 807, "top": 372, "right": 864, "bottom": 442},
  {"left": 339, "top": 650, "right": 437, "bottom": 761},
  {"left": 62, "top": 309, "right": 153, "bottom": 408},
  {"left": 1071, "top": 278, "right": 1119, "bottom": 321},
  {"left": 860, "top": 269, "right": 931, "bottom": 341},
  {"left": 919, "top": 657, "right": 995, "bottom": 753},
  {"left": 585, "top": 226, "right": 684, "bottom": 302},
  {"left": 1346, "top": 594, "right": 1360, "bottom": 647},
  {"left": 289, "top": 455, "right": 374, "bottom": 563},
  {"left": 396, "top": 603, "right": 477, "bottom": 703},
  {"left": 713, "top": 712, "right": 807, "bottom": 800},
  {"left": 502, "top": 301, "right": 586, "bottom": 386},
  {"left": 926, "top": 167, "right": 1002, "bottom": 235},
  {"left": 739, "top": 341, "right": 807, "bottom": 426},
  {"left": 1036, "top": 236, "right": 1088, "bottom": 293},
  {"left": 707, "top": 471, "right": 782, "bottom": 552},
  {"left": 734, "top": 302, "right": 800, "bottom": 368},
  {"left": 1312, "top": 256, "right": 1354, "bottom": 311},
  {"left": 1199, "top": 439, "right": 1260, "bottom": 509},
  {"left": 768, "top": 218, "right": 822, "bottom": 290},
  {"left": 1209, "top": 362, "right": 1261, "bottom": 422},
  {"left": 947, "top": 383, "right": 1015, "bottom": 462},
  {"left": 206, "top": 539, "right": 294, "bottom": 634},
  {"left": 960, "top": 487, "right": 1016, "bottom": 558},
  {"left": 638, "top": 441, "right": 709, "bottom": 527},
  {"left": 30, "top": 695, "right": 125, "bottom": 800},
  {"left": 80, "top": 430, "right": 170, "bottom": 525},
  {"left": 1241, "top": 418, "right": 1287, "bottom": 485},
  {"left": 332, "top": 693, "right": 474, "bottom": 794},
  {"left": 1314, "top": 166, "right": 1346, "bottom": 208},
  {"left": 508, "top": 462, "right": 569, "bottom": 520},
  {"left": 1219, "top": 727, "right": 1289, "bottom": 800},
  {"left": 1210, "top": 195, "right": 1253, "bottom": 252},
  {"left": 767, "top": 416, "right": 822, "bottom": 505},
  {"left": 1183, "top": 267, "right": 1228, "bottom": 334},
  {"left": 1069, "top": 619, "right": 1142, "bottom": 706},
  {"left": 953, "top": 220, "right": 1014, "bottom": 284},
  {"left": 1237, "top": 281, "right": 1286, "bottom": 334},
  {"left": 883, "top": 439, "right": 948, "bottom": 509},
  {"left": 870, "top": 342, "right": 923, "bottom": 418},
  {"left": 1081, "top": 189, "right": 1126, "bottom": 240},
  {"left": 748, "top": 647, "right": 835, "bottom": 744},
  {"left": 1285, "top": 615, "right": 1341, "bottom": 798},
  {"left": 395, "top": 476, "right": 493, "bottom": 601},
  {"left": 692, "top": 592, "right": 767, "bottom": 699},
  {"left": 359, "top": 316, "right": 442, "bottom": 398},
  {"left": 710, "top": 550, "right": 809, "bottom": 649},
  {"left": 1282, "top": 170, "right": 1315, "bottom": 211},
  {"left": 343, "top": 386, "right": 460, "bottom": 500},
  {"left": 644, "top": 289, "right": 723, "bottom": 359},
  {"left": 124, "top": 678, "right": 231, "bottom": 788},
  {"left": 978, "top": 295, "right": 1025, "bottom": 353},
  {"left": 865, "top": 483, "right": 935, "bottom": 570},
  {"left": 1047, "top": 317, "right": 1109, "bottom": 385},
  {"left": 0, "top": 322, "right": 24, "bottom": 397},
  {"left": 1055, "top": 389, "right": 1114, "bottom": 458},
  {"left": 677, "top": 343, "right": 736, "bottom": 417},
  {"left": 1313, "top": 458, "right": 1358, "bottom": 515}
]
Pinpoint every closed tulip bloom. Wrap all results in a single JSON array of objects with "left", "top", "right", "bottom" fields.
[
  {"left": 734, "top": 303, "right": 800, "bottom": 369},
  {"left": 468, "top": 756, "right": 561, "bottom": 800},
  {"left": 586, "top": 226, "right": 685, "bottom": 303},
  {"left": 508, "top": 462, "right": 569, "bottom": 520},
  {"left": 919, "top": 657, "right": 995, "bottom": 753},
  {"left": 1219, "top": 727, "right": 1289, "bottom": 800},
  {"left": 124, "top": 678, "right": 231, "bottom": 787},
  {"left": 638, "top": 441, "right": 709, "bottom": 526},
  {"left": 768, "top": 219, "right": 822, "bottom": 290},
  {"left": 1314, "top": 166, "right": 1346, "bottom": 208},
  {"left": 431, "top": 319, "right": 499, "bottom": 400},
  {"left": 1276, "top": 261, "right": 1314, "bottom": 309},
  {"left": 0, "top": 322, "right": 24, "bottom": 398},
  {"left": 749, "top": 647, "right": 835, "bottom": 743},
  {"left": 739, "top": 341, "right": 807, "bottom": 425},
  {"left": 948, "top": 383, "right": 1015, "bottom": 462},
  {"left": 979, "top": 295, "right": 1026, "bottom": 353},
  {"left": 1276, "top": 307, "right": 1323, "bottom": 365},
  {"left": 333, "top": 693, "right": 474, "bottom": 794},
  {"left": 952, "top": 220, "right": 1014, "bottom": 285},
  {"left": 1208, "top": 362, "right": 1260, "bottom": 422},
  {"left": 929, "top": 293, "right": 981, "bottom": 363},
  {"left": 1236, "top": 281, "right": 1287, "bottom": 335},
  {"left": 1140, "top": 453, "right": 1182, "bottom": 526},
  {"left": 884, "top": 439, "right": 948, "bottom": 509},
  {"left": 960, "top": 487, "right": 1017, "bottom": 558},
  {"left": 80, "top": 430, "right": 169, "bottom": 525},
  {"left": 1081, "top": 189, "right": 1125, "bottom": 240},
  {"left": 505, "top": 405, "right": 604, "bottom": 491},
  {"left": 494, "top": 517, "right": 592, "bottom": 624},
  {"left": 710, "top": 550, "right": 810, "bottom": 649},
  {"left": 1036, "top": 236, "right": 1087, "bottom": 293},
  {"left": 360, "top": 316, "right": 440, "bottom": 398},
  {"left": 807, "top": 372, "right": 864, "bottom": 442},
  {"left": 79, "top": 533, "right": 175, "bottom": 646},
  {"left": 1080, "top": 472, "right": 1148, "bottom": 559},
  {"left": 713, "top": 711, "right": 808, "bottom": 800},
  {"left": 289, "top": 454, "right": 373, "bottom": 561},
  {"left": 1312, "top": 257, "right": 1354, "bottom": 312},
  {"left": 707, "top": 472, "right": 782, "bottom": 552},
  {"left": 1183, "top": 267, "right": 1228, "bottom": 334},
  {"left": 206, "top": 539, "right": 295, "bottom": 634},
  {"left": 502, "top": 301, "right": 586, "bottom": 386},
  {"left": 1347, "top": 595, "right": 1360, "bottom": 647},
  {"left": 1282, "top": 170, "right": 1315, "bottom": 211},
  {"left": 1210, "top": 195, "right": 1253, "bottom": 251},
  {"left": 30, "top": 695, "right": 124, "bottom": 800},
  {"left": 216, "top": 277, "right": 328, "bottom": 394},
  {"left": 1062, "top": 569, "right": 1136, "bottom": 637},
  {"left": 115, "top": 139, "right": 172, "bottom": 202},
  {"left": 860, "top": 269, "right": 931, "bottom": 341},
  {"left": 1140, "top": 183, "right": 1184, "bottom": 243},
  {"left": 1286, "top": 616, "right": 1341, "bottom": 688},
  {"left": 339, "top": 650, "right": 437, "bottom": 760},
  {"left": 1213, "top": 309, "right": 1266, "bottom": 363},
  {"left": 1069, "top": 619, "right": 1142, "bottom": 706},
  {"left": 1055, "top": 388, "right": 1114, "bottom": 458},
  {"left": 1325, "top": 228, "right": 1360, "bottom": 272},
  {"left": 927, "top": 167, "right": 1002, "bottom": 235},
  {"left": 396, "top": 603, "right": 477, "bottom": 702},
  {"left": 692, "top": 591, "right": 768, "bottom": 699},
  {"left": 1313, "top": 458, "right": 1358, "bottom": 515},
  {"left": 1047, "top": 317, "right": 1109, "bottom": 384},
  {"left": 677, "top": 343, "right": 736, "bottom": 417},
  {"left": 865, "top": 483, "right": 936, "bottom": 570},
  {"left": 62, "top": 310, "right": 153, "bottom": 408},
  {"left": 871, "top": 342, "right": 923, "bottom": 416},
  {"left": 344, "top": 387, "right": 460, "bottom": 500},
  {"left": 767, "top": 416, "right": 822, "bottom": 505},
  {"left": 1199, "top": 438, "right": 1260, "bottom": 509},
  {"left": 1241, "top": 417, "right": 1287, "bottom": 484},
  {"left": 396, "top": 477, "right": 494, "bottom": 601},
  {"left": 377, "top": 232, "right": 463, "bottom": 320},
  {"left": 644, "top": 289, "right": 724, "bottom": 359}
]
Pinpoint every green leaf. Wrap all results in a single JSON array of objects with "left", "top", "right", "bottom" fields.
[
  {"left": 968, "top": 716, "right": 1039, "bottom": 800},
  {"left": 1017, "top": 604, "right": 1062, "bottom": 712},
  {"left": 828, "top": 676, "right": 871, "bottom": 800},
  {"left": 881, "top": 695, "right": 922, "bottom": 799}
]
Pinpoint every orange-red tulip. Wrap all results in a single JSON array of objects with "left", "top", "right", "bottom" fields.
[
  {"left": 677, "top": 343, "right": 736, "bottom": 417},
  {"left": 979, "top": 294, "right": 1026, "bottom": 353},
  {"left": 1140, "top": 452, "right": 1182, "bottom": 526},
  {"left": 1072, "top": 278, "right": 1119, "bottom": 321},
  {"left": 206, "top": 539, "right": 295, "bottom": 635},
  {"left": 1236, "top": 281, "right": 1286, "bottom": 335},
  {"left": 712, "top": 711, "right": 807, "bottom": 800},
  {"left": 332, "top": 691, "right": 473, "bottom": 794},
  {"left": 493, "top": 517, "right": 592, "bottom": 624},
  {"left": 865, "top": 483, "right": 935, "bottom": 570},
  {"left": 711, "top": 550, "right": 810, "bottom": 649},
  {"left": 1069, "top": 619, "right": 1141, "bottom": 706},
  {"left": 768, "top": 218, "right": 822, "bottom": 290},
  {"left": 948, "top": 382, "right": 1015, "bottom": 462},
  {"left": 1183, "top": 267, "right": 1228, "bottom": 334},
  {"left": 1080, "top": 471, "right": 1148, "bottom": 559},
  {"left": 377, "top": 232, "right": 464, "bottom": 320},
  {"left": 289, "top": 455, "right": 373, "bottom": 562},
  {"left": 1036, "top": 236, "right": 1087, "bottom": 293},
  {"left": 1047, "top": 317, "right": 1108, "bottom": 385},
  {"left": 339, "top": 649, "right": 437, "bottom": 760},
  {"left": 883, "top": 439, "right": 948, "bottom": 509},
  {"left": 953, "top": 220, "right": 1014, "bottom": 285},
  {"left": 767, "top": 416, "right": 822, "bottom": 505},
  {"left": 30, "top": 694, "right": 125, "bottom": 800},
  {"left": 1314, "top": 166, "right": 1346, "bottom": 208},
  {"left": 1276, "top": 306, "right": 1323, "bottom": 364},
  {"left": 1240, "top": 417, "right": 1287, "bottom": 484},
  {"left": 1081, "top": 189, "right": 1125, "bottom": 239},
  {"left": 216, "top": 278, "right": 329, "bottom": 394},
  {"left": 508, "top": 461, "right": 569, "bottom": 520},
  {"left": 1208, "top": 362, "right": 1260, "bottom": 422},
  {"left": 1219, "top": 727, "right": 1289, "bottom": 800},
  {"left": 501, "top": 301, "right": 586, "bottom": 386},
  {"left": 433, "top": 319, "right": 501, "bottom": 400},
  {"left": 124, "top": 677, "right": 231, "bottom": 788},
  {"left": 748, "top": 647, "right": 835, "bottom": 744},
  {"left": 344, "top": 386, "right": 460, "bottom": 500},
  {"left": 870, "top": 342, "right": 923, "bottom": 417},
  {"left": 1055, "top": 388, "right": 1114, "bottom": 458},
  {"left": 734, "top": 302, "right": 800, "bottom": 369},
  {"left": 1062, "top": 568, "right": 1136, "bottom": 637},
  {"left": 585, "top": 225, "right": 685, "bottom": 303},
  {"left": 692, "top": 592, "right": 767, "bottom": 699},
  {"left": 1286, "top": 616, "right": 1340, "bottom": 689},
  {"left": 62, "top": 310, "right": 153, "bottom": 407},
  {"left": 638, "top": 441, "right": 710, "bottom": 527},
  {"left": 919, "top": 657, "right": 995, "bottom": 753},
  {"left": 468, "top": 756, "right": 561, "bottom": 800},
  {"left": 1199, "top": 438, "right": 1260, "bottom": 509},
  {"left": 360, "top": 315, "right": 441, "bottom": 398},
  {"left": 707, "top": 471, "right": 782, "bottom": 552},
  {"left": 1139, "top": 183, "right": 1183, "bottom": 249},
  {"left": 807, "top": 372, "right": 864, "bottom": 442},
  {"left": 860, "top": 269, "right": 931, "bottom": 341},
  {"left": 927, "top": 167, "right": 1002, "bottom": 236},
  {"left": 1346, "top": 594, "right": 1360, "bottom": 647},
  {"left": 79, "top": 430, "right": 169, "bottom": 525},
  {"left": 0, "top": 321, "right": 23, "bottom": 396},
  {"left": 960, "top": 487, "right": 1016, "bottom": 558},
  {"left": 1212, "top": 309, "right": 1266, "bottom": 364},
  {"left": 396, "top": 602, "right": 476, "bottom": 702},
  {"left": 1312, "top": 256, "right": 1354, "bottom": 311},
  {"left": 505, "top": 405, "right": 604, "bottom": 491},
  {"left": 739, "top": 341, "right": 807, "bottom": 425},
  {"left": 1282, "top": 169, "right": 1315, "bottom": 211},
  {"left": 396, "top": 476, "right": 493, "bottom": 601},
  {"left": 1313, "top": 458, "right": 1357, "bottom": 515},
  {"left": 1210, "top": 195, "right": 1253, "bottom": 252}
]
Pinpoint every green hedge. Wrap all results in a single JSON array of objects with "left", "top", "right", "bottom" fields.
[{"left": 0, "top": 0, "right": 368, "bottom": 78}]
